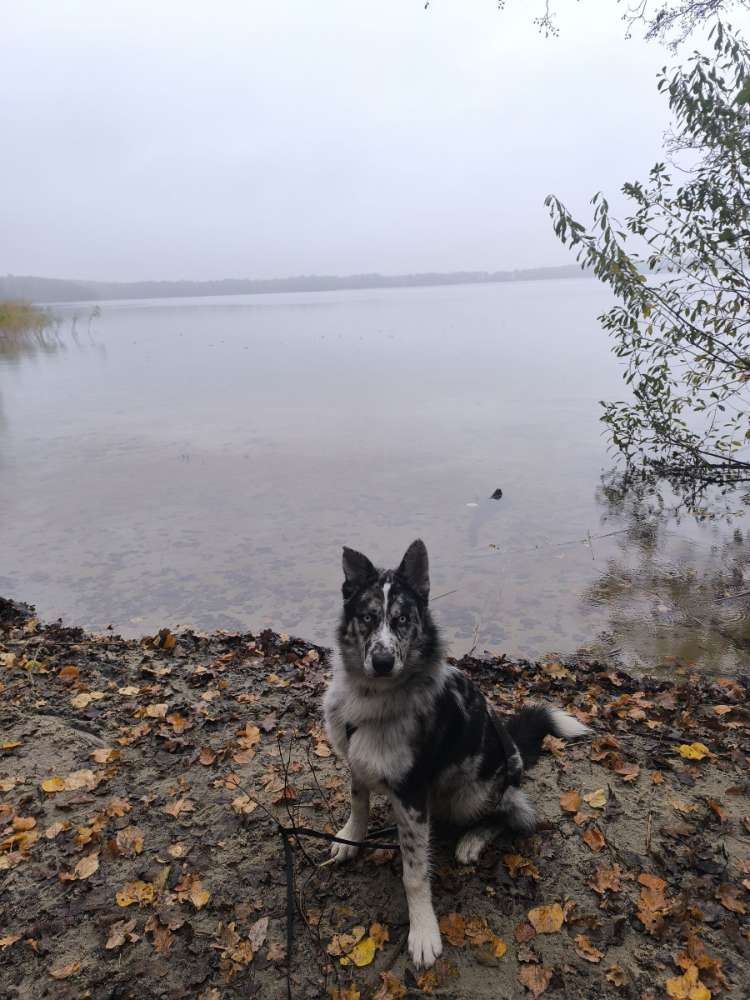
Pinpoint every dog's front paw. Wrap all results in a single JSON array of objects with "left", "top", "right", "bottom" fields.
[
  {"left": 408, "top": 916, "right": 442, "bottom": 968},
  {"left": 330, "top": 822, "right": 362, "bottom": 863}
]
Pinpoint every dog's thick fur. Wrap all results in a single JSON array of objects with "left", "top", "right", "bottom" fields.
[{"left": 323, "top": 540, "right": 589, "bottom": 968}]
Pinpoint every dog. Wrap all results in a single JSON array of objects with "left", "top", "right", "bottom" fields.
[{"left": 323, "top": 539, "right": 589, "bottom": 968}]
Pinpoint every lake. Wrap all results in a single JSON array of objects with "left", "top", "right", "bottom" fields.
[{"left": 2, "top": 278, "right": 749, "bottom": 673}]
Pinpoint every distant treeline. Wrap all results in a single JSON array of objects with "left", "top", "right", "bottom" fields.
[{"left": 0, "top": 265, "right": 589, "bottom": 304}]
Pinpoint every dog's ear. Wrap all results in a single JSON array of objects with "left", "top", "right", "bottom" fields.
[
  {"left": 396, "top": 539, "right": 430, "bottom": 603},
  {"left": 342, "top": 547, "right": 377, "bottom": 600}
]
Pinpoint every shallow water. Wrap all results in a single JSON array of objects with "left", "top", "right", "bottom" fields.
[{"left": 1, "top": 279, "right": 749, "bottom": 673}]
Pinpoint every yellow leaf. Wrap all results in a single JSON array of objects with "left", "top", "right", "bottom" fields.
[
  {"left": 41, "top": 777, "right": 66, "bottom": 793},
  {"left": 666, "top": 963, "right": 711, "bottom": 1000},
  {"left": 116, "top": 880, "right": 156, "bottom": 907},
  {"left": 491, "top": 937, "right": 508, "bottom": 958},
  {"left": 341, "top": 935, "right": 377, "bottom": 967},
  {"left": 583, "top": 789, "right": 607, "bottom": 809},
  {"left": 527, "top": 903, "right": 564, "bottom": 934},
  {"left": 676, "top": 743, "right": 711, "bottom": 761},
  {"left": 1, "top": 740, "right": 21, "bottom": 750}
]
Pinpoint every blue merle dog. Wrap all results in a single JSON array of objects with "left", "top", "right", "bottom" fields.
[{"left": 323, "top": 539, "right": 589, "bottom": 967}]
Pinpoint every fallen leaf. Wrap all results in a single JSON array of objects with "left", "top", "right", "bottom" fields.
[
  {"left": 0, "top": 934, "right": 21, "bottom": 950},
  {"left": 676, "top": 743, "right": 711, "bottom": 761},
  {"left": 231, "top": 794, "right": 258, "bottom": 815},
  {"left": 589, "top": 864, "right": 623, "bottom": 896},
  {"left": 606, "top": 964, "right": 627, "bottom": 986},
  {"left": 41, "top": 776, "right": 66, "bottom": 793},
  {"left": 45, "top": 821, "right": 71, "bottom": 839},
  {"left": 614, "top": 761, "right": 641, "bottom": 782},
  {"left": 374, "top": 972, "right": 407, "bottom": 1000},
  {"left": 559, "top": 789, "right": 582, "bottom": 813},
  {"left": 503, "top": 853, "right": 541, "bottom": 880},
  {"left": 341, "top": 936, "right": 376, "bottom": 967},
  {"left": 116, "top": 825, "right": 145, "bottom": 857},
  {"left": 582, "top": 827, "right": 606, "bottom": 852},
  {"left": 574, "top": 933, "right": 603, "bottom": 963},
  {"left": 164, "top": 797, "right": 194, "bottom": 817},
  {"left": 73, "top": 852, "right": 100, "bottom": 880},
  {"left": 707, "top": 799, "right": 727, "bottom": 823},
  {"left": 12, "top": 816, "right": 36, "bottom": 831},
  {"left": 247, "top": 916, "right": 269, "bottom": 951},
  {"left": 116, "top": 880, "right": 156, "bottom": 907},
  {"left": 105, "top": 918, "right": 138, "bottom": 949},
  {"left": 439, "top": 912, "right": 466, "bottom": 946},
  {"left": 716, "top": 884, "right": 746, "bottom": 914},
  {"left": 666, "top": 963, "right": 711, "bottom": 1000},
  {"left": 90, "top": 747, "right": 120, "bottom": 764},
  {"left": 145, "top": 703, "right": 168, "bottom": 719},
  {"left": 518, "top": 963, "right": 553, "bottom": 996},
  {"left": 527, "top": 903, "right": 564, "bottom": 934},
  {"left": 49, "top": 960, "right": 81, "bottom": 979},
  {"left": 583, "top": 789, "right": 607, "bottom": 809}
]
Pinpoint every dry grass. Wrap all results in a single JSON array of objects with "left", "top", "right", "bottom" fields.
[{"left": 0, "top": 300, "right": 51, "bottom": 334}]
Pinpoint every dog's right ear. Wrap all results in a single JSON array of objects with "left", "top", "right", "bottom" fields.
[{"left": 342, "top": 547, "right": 377, "bottom": 601}]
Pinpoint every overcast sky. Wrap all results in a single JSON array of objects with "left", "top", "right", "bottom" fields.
[{"left": 1, "top": 1, "right": 733, "bottom": 282}]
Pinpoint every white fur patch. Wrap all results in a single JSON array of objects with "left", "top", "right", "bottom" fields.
[
  {"left": 455, "top": 826, "right": 496, "bottom": 864},
  {"left": 549, "top": 707, "right": 590, "bottom": 739}
]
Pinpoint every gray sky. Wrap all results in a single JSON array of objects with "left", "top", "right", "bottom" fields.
[{"left": 0, "top": 1, "right": 707, "bottom": 281}]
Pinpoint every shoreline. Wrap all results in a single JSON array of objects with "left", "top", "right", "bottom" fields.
[{"left": 1, "top": 596, "right": 749, "bottom": 998}]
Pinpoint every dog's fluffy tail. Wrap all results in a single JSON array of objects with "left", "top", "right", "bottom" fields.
[{"left": 506, "top": 704, "right": 590, "bottom": 769}]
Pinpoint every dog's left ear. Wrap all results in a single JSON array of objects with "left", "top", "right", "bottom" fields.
[{"left": 396, "top": 539, "right": 430, "bottom": 603}]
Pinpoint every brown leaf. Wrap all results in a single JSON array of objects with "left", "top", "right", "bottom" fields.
[
  {"left": 164, "top": 797, "right": 194, "bottom": 817},
  {"left": 438, "top": 911, "right": 466, "bottom": 946},
  {"left": 90, "top": 747, "right": 120, "bottom": 764},
  {"left": 73, "top": 852, "right": 99, "bottom": 880},
  {"left": 582, "top": 826, "right": 606, "bottom": 852},
  {"left": 49, "top": 960, "right": 81, "bottom": 979},
  {"left": 105, "top": 918, "right": 138, "bottom": 950},
  {"left": 716, "top": 884, "right": 746, "bottom": 914},
  {"left": 515, "top": 921, "right": 536, "bottom": 943},
  {"left": 589, "top": 864, "right": 623, "bottom": 896},
  {"left": 606, "top": 964, "right": 627, "bottom": 986},
  {"left": 145, "top": 703, "right": 168, "bottom": 719},
  {"left": 518, "top": 963, "right": 553, "bottom": 996},
  {"left": 614, "top": 761, "right": 640, "bottom": 782},
  {"left": 707, "top": 799, "right": 727, "bottom": 823},
  {"left": 0, "top": 934, "right": 22, "bottom": 950},
  {"left": 116, "top": 825, "right": 144, "bottom": 857},
  {"left": 559, "top": 790, "right": 582, "bottom": 813},
  {"left": 574, "top": 933, "right": 603, "bottom": 963},
  {"left": 503, "top": 854, "right": 540, "bottom": 880},
  {"left": 527, "top": 903, "right": 564, "bottom": 934},
  {"left": 374, "top": 972, "right": 408, "bottom": 1000}
]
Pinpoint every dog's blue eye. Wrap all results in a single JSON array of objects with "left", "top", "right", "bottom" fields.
[
  {"left": 362, "top": 613, "right": 372, "bottom": 623},
  {"left": 398, "top": 615, "right": 407, "bottom": 624}
]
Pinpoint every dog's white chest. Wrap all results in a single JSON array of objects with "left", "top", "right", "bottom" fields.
[{"left": 346, "top": 718, "right": 414, "bottom": 790}]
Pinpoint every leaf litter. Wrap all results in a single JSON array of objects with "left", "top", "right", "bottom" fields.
[{"left": 0, "top": 597, "right": 749, "bottom": 998}]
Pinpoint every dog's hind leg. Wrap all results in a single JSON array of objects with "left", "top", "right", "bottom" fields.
[
  {"left": 331, "top": 774, "right": 370, "bottom": 863},
  {"left": 390, "top": 791, "right": 442, "bottom": 969},
  {"left": 455, "top": 821, "right": 500, "bottom": 865}
]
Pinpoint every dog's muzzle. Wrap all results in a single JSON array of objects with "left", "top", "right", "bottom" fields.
[{"left": 371, "top": 649, "right": 395, "bottom": 676}]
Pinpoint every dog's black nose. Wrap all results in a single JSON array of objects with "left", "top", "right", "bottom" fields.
[{"left": 372, "top": 651, "right": 395, "bottom": 676}]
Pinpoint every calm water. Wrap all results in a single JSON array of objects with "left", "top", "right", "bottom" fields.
[{"left": 2, "top": 280, "right": 749, "bottom": 673}]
